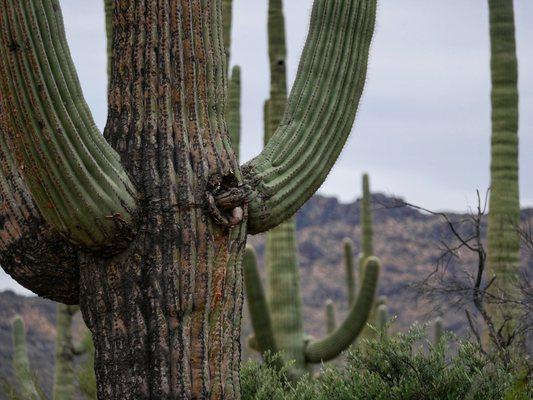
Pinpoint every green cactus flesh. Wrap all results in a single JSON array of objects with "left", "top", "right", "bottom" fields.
[
  {"left": 486, "top": 0, "right": 521, "bottom": 334},
  {"left": 227, "top": 66, "right": 242, "bottom": 160},
  {"left": 11, "top": 316, "right": 39, "bottom": 400},
  {"left": 0, "top": 0, "right": 137, "bottom": 249},
  {"left": 325, "top": 300, "right": 336, "bottom": 335}
]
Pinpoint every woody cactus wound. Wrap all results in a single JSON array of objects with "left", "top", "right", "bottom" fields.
[{"left": 0, "top": 0, "right": 377, "bottom": 397}]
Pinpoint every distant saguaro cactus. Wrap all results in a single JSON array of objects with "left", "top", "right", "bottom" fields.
[
  {"left": 433, "top": 317, "right": 444, "bottom": 346},
  {"left": 376, "top": 304, "right": 389, "bottom": 339},
  {"left": 325, "top": 300, "right": 336, "bottom": 335},
  {"left": 244, "top": 246, "right": 380, "bottom": 376},
  {"left": 486, "top": 0, "right": 521, "bottom": 337},
  {"left": 0, "top": 0, "right": 377, "bottom": 396},
  {"left": 11, "top": 317, "right": 39, "bottom": 400}
]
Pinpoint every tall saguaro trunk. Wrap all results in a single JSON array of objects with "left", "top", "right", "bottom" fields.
[
  {"left": 1, "top": 0, "right": 377, "bottom": 397},
  {"left": 79, "top": 2, "right": 246, "bottom": 398},
  {"left": 486, "top": 0, "right": 520, "bottom": 338}
]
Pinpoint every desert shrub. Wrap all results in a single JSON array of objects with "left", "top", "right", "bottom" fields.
[{"left": 240, "top": 325, "right": 532, "bottom": 400}]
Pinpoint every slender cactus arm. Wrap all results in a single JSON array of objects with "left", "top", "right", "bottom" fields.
[
  {"left": 227, "top": 66, "right": 241, "bottom": 160},
  {"left": 12, "top": 317, "right": 39, "bottom": 400},
  {"left": 243, "top": 245, "right": 278, "bottom": 355},
  {"left": 344, "top": 238, "right": 356, "bottom": 305},
  {"left": 242, "top": 0, "right": 377, "bottom": 234},
  {"left": 304, "top": 256, "right": 380, "bottom": 363},
  {"left": 0, "top": 0, "right": 138, "bottom": 250},
  {"left": 325, "top": 299, "right": 336, "bottom": 334}
]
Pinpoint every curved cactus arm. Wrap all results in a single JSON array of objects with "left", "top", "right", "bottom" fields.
[
  {"left": 243, "top": 245, "right": 278, "bottom": 355},
  {"left": 11, "top": 317, "right": 39, "bottom": 400},
  {"left": 0, "top": 0, "right": 138, "bottom": 250},
  {"left": 343, "top": 238, "right": 356, "bottom": 305},
  {"left": 1, "top": 116, "right": 80, "bottom": 303},
  {"left": 486, "top": 0, "right": 520, "bottom": 325},
  {"left": 242, "top": 0, "right": 377, "bottom": 234},
  {"left": 227, "top": 66, "right": 241, "bottom": 160},
  {"left": 325, "top": 299, "right": 336, "bottom": 334},
  {"left": 304, "top": 257, "right": 380, "bottom": 363}
]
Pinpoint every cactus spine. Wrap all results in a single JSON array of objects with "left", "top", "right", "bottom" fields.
[
  {"left": 486, "top": 0, "right": 521, "bottom": 336},
  {"left": 11, "top": 317, "right": 39, "bottom": 400}
]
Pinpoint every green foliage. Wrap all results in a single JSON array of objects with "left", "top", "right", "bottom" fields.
[{"left": 241, "top": 326, "right": 532, "bottom": 400}]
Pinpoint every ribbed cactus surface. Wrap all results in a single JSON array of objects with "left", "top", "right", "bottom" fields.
[{"left": 486, "top": 0, "right": 521, "bottom": 336}]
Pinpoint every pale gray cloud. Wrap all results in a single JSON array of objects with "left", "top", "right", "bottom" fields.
[{"left": 1, "top": 0, "right": 531, "bottom": 293}]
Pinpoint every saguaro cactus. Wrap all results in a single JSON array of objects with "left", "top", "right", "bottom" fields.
[
  {"left": 11, "top": 317, "right": 39, "bottom": 400},
  {"left": 0, "top": 0, "right": 377, "bottom": 397},
  {"left": 486, "top": 0, "right": 521, "bottom": 336},
  {"left": 244, "top": 247, "right": 380, "bottom": 375},
  {"left": 376, "top": 304, "right": 388, "bottom": 339},
  {"left": 433, "top": 317, "right": 444, "bottom": 345},
  {"left": 344, "top": 239, "right": 357, "bottom": 305},
  {"left": 325, "top": 300, "right": 336, "bottom": 335},
  {"left": 360, "top": 173, "right": 374, "bottom": 278}
]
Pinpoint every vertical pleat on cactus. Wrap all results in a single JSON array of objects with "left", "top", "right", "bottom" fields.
[{"left": 486, "top": 0, "right": 521, "bottom": 337}]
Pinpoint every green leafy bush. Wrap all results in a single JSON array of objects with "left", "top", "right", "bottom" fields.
[{"left": 241, "top": 325, "right": 531, "bottom": 400}]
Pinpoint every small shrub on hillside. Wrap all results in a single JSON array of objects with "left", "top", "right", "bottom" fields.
[{"left": 240, "top": 326, "right": 532, "bottom": 400}]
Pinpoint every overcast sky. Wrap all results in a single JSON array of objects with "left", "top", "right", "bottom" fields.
[{"left": 1, "top": 1, "right": 532, "bottom": 294}]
